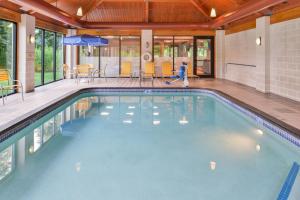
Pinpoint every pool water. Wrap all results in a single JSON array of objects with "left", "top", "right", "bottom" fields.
[{"left": 0, "top": 92, "right": 299, "bottom": 200}]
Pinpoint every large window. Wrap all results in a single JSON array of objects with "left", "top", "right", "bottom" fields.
[
  {"left": 0, "top": 20, "right": 16, "bottom": 94},
  {"left": 153, "top": 36, "right": 173, "bottom": 74},
  {"left": 154, "top": 36, "right": 214, "bottom": 77},
  {"left": 174, "top": 36, "right": 193, "bottom": 71},
  {"left": 79, "top": 46, "right": 99, "bottom": 71},
  {"left": 79, "top": 36, "right": 141, "bottom": 77},
  {"left": 100, "top": 36, "right": 119, "bottom": 77},
  {"left": 120, "top": 36, "right": 140, "bottom": 76},
  {"left": 34, "top": 28, "right": 64, "bottom": 86},
  {"left": 194, "top": 37, "right": 214, "bottom": 77}
]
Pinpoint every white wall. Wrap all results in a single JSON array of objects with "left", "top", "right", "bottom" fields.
[
  {"left": 220, "top": 17, "right": 300, "bottom": 102},
  {"left": 224, "top": 29, "right": 256, "bottom": 87},
  {"left": 270, "top": 18, "right": 300, "bottom": 101},
  {"left": 215, "top": 30, "right": 225, "bottom": 79}
]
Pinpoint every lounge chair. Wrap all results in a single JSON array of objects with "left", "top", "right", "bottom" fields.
[
  {"left": 75, "top": 64, "right": 94, "bottom": 83},
  {"left": 92, "top": 64, "right": 107, "bottom": 82},
  {"left": 141, "top": 62, "right": 155, "bottom": 86},
  {"left": 119, "top": 62, "right": 132, "bottom": 79},
  {"left": 0, "top": 69, "right": 24, "bottom": 105},
  {"left": 161, "top": 61, "right": 173, "bottom": 78}
]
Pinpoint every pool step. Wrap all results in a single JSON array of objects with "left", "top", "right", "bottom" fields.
[{"left": 277, "top": 162, "right": 300, "bottom": 200}]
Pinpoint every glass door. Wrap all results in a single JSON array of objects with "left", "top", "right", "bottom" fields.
[{"left": 194, "top": 36, "right": 214, "bottom": 77}]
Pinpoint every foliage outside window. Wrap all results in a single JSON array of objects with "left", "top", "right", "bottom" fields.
[
  {"left": 0, "top": 20, "right": 16, "bottom": 95},
  {"left": 34, "top": 28, "right": 64, "bottom": 86}
]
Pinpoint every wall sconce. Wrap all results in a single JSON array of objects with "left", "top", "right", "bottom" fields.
[
  {"left": 256, "top": 37, "right": 262, "bottom": 46},
  {"left": 29, "top": 35, "right": 35, "bottom": 44}
]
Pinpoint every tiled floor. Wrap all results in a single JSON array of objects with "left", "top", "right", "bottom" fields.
[{"left": 1, "top": 78, "right": 300, "bottom": 135}]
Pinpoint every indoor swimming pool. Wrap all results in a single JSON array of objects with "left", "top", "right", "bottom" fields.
[{"left": 0, "top": 91, "right": 299, "bottom": 200}]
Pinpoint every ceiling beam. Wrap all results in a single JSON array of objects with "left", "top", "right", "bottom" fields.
[
  {"left": 212, "top": 0, "right": 287, "bottom": 28},
  {"left": 83, "top": 22, "right": 211, "bottom": 29},
  {"left": 189, "top": 0, "right": 211, "bottom": 20},
  {"left": 145, "top": 0, "right": 149, "bottom": 23},
  {"left": 82, "top": 0, "right": 104, "bottom": 19},
  {"left": 8, "top": 0, "right": 82, "bottom": 28}
]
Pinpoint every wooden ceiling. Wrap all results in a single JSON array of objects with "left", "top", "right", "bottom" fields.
[
  {"left": 2, "top": 0, "right": 300, "bottom": 30},
  {"left": 44, "top": 0, "right": 256, "bottom": 23}
]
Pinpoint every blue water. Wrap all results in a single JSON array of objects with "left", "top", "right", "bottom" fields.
[{"left": 0, "top": 92, "right": 299, "bottom": 200}]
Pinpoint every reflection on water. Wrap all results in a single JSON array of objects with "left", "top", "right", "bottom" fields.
[
  {"left": 0, "top": 95, "right": 212, "bottom": 182},
  {"left": 0, "top": 146, "right": 13, "bottom": 181},
  {"left": 0, "top": 94, "right": 299, "bottom": 200}
]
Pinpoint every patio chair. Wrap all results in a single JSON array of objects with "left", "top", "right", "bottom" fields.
[
  {"left": 141, "top": 62, "right": 155, "bottom": 86},
  {"left": 119, "top": 62, "right": 132, "bottom": 79},
  {"left": 91, "top": 64, "right": 108, "bottom": 82},
  {"left": 187, "top": 63, "right": 199, "bottom": 79},
  {"left": 0, "top": 69, "right": 24, "bottom": 105},
  {"left": 75, "top": 64, "right": 93, "bottom": 83},
  {"left": 63, "top": 64, "right": 76, "bottom": 79},
  {"left": 161, "top": 61, "right": 173, "bottom": 78}
]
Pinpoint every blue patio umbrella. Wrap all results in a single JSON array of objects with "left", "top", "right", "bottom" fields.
[{"left": 63, "top": 34, "right": 108, "bottom": 46}]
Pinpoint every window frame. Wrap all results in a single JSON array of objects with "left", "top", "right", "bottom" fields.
[
  {"left": 34, "top": 28, "right": 65, "bottom": 87},
  {"left": 78, "top": 35, "right": 141, "bottom": 78},
  {"left": 0, "top": 19, "right": 17, "bottom": 96}
]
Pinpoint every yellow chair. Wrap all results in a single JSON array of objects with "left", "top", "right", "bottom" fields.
[
  {"left": 161, "top": 61, "right": 173, "bottom": 78},
  {"left": 187, "top": 63, "right": 199, "bottom": 79},
  {"left": 142, "top": 62, "right": 155, "bottom": 86},
  {"left": 75, "top": 64, "right": 93, "bottom": 83},
  {"left": 0, "top": 69, "right": 24, "bottom": 105},
  {"left": 120, "top": 62, "right": 132, "bottom": 78},
  {"left": 142, "top": 62, "right": 155, "bottom": 78}
]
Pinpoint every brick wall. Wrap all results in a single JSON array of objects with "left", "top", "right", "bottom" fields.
[
  {"left": 270, "top": 18, "right": 300, "bottom": 101},
  {"left": 224, "top": 29, "right": 256, "bottom": 88},
  {"left": 221, "top": 17, "right": 300, "bottom": 102}
]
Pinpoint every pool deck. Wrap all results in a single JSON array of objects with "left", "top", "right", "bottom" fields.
[{"left": 0, "top": 78, "right": 300, "bottom": 137}]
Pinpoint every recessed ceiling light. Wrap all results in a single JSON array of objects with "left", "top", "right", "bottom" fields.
[
  {"left": 126, "top": 112, "right": 134, "bottom": 116},
  {"left": 128, "top": 106, "right": 135, "bottom": 109},
  {"left": 153, "top": 112, "right": 159, "bottom": 116}
]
